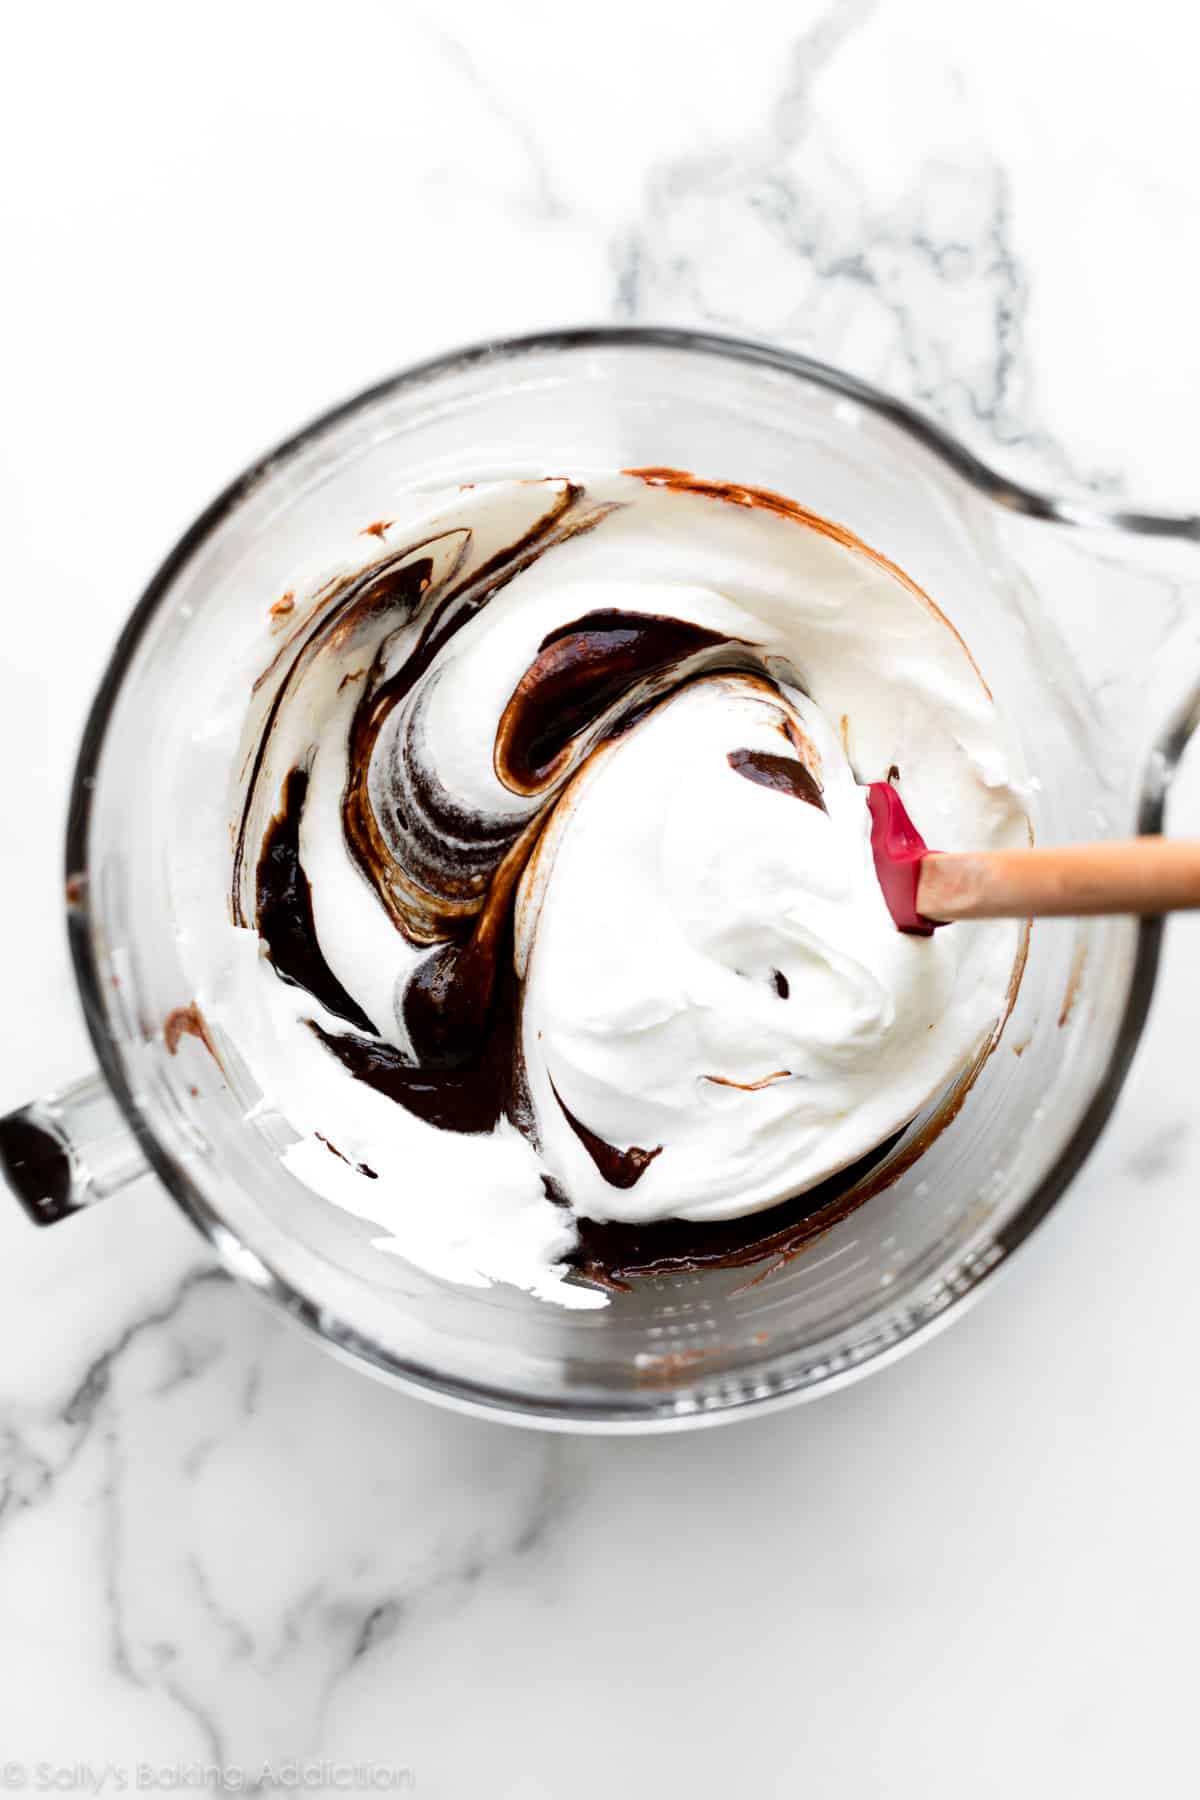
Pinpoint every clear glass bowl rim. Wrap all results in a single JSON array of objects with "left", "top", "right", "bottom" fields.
[{"left": 62, "top": 324, "right": 1200, "bottom": 1432}]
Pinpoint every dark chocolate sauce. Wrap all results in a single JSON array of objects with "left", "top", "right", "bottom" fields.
[
  {"left": 549, "top": 1078, "right": 662, "bottom": 1190},
  {"left": 307, "top": 914, "right": 529, "bottom": 1137},
  {"left": 398, "top": 814, "right": 544, "bottom": 1071},
  {"left": 256, "top": 769, "right": 377, "bottom": 1034},
  {"left": 569, "top": 1130, "right": 904, "bottom": 1283},
  {"left": 310, "top": 1023, "right": 510, "bottom": 1136},
  {"left": 727, "top": 747, "right": 825, "bottom": 810},
  {"left": 495, "top": 611, "right": 735, "bottom": 793},
  {"left": 541, "top": 1173, "right": 570, "bottom": 1208}
]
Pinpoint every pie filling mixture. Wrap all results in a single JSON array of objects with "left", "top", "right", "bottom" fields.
[{"left": 204, "top": 469, "right": 1027, "bottom": 1308}]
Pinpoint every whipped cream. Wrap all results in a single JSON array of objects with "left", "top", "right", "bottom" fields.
[{"left": 201, "top": 470, "right": 1028, "bottom": 1307}]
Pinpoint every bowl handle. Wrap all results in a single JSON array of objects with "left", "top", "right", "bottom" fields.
[{"left": 0, "top": 1073, "right": 149, "bottom": 1225}]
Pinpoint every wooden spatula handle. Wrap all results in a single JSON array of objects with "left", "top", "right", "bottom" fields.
[{"left": 917, "top": 839, "right": 1200, "bottom": 923}]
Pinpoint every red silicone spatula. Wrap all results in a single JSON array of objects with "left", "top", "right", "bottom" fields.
[{"left": 866, "top": 781, "right": 1200, "bottom": 935}]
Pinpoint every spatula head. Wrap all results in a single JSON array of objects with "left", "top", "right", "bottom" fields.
[{"left": 866, "top": 781, "right": 939, "bottom": 937}]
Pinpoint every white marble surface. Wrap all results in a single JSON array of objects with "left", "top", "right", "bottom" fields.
[{"left": 3, "top": 1, "right": 1200, "bottom": 1792}]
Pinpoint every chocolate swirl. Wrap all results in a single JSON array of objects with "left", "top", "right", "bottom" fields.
[
  {"left": 238, "top": 486, "right": 800, "bottom": 1151},
  {"left": 227, "top": 471, "right": 1026, "bottom": 1300}
]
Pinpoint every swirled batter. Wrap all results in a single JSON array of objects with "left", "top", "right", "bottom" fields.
[{"left": 213, "top": 469, "right": 1027, "bottom": 1307}]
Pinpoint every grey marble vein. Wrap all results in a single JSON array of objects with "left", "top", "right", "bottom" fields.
[
  {"left": 38, "top": 1272, "right": 581, "bottom": 1768},
  {"left": 0, "top": 1263, "right": 222, "bottom": 1534},
  {"left": 62, "top": 1267, "right": 227, "bottom": 1430},
  {"left": 612, "top": 0, "right": 1123, "bottom": 499},
  {"left": 97, "top": 1410, "right": 229, "bottom": 1766},
  {"left": 331, "top": 1432, "right": 572, "bottom": 1670}
]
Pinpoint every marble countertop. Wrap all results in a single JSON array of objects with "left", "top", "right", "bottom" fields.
[{"left": 3, "top": 2, "right": 1199, "bottom": 1792}]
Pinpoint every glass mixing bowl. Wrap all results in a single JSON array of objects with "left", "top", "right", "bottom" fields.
[{"left": 2, "top": 327, "right": 1198, "bottom": 1430}]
